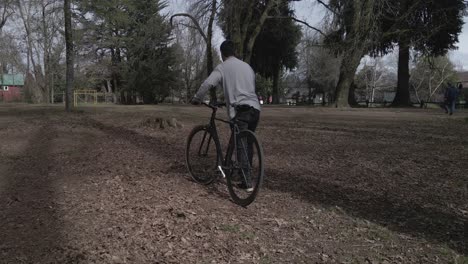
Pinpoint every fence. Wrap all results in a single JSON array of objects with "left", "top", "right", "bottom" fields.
[
  {"left": 53, "top": 92, "right": 117, "bottom": 105},
  {"left": 357, "top": 101, "right": 467, "bottom": 109}
]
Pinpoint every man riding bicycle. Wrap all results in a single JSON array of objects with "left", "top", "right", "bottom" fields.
[{"left": 191, "top": 40, "right": 261, "bottom": 191}]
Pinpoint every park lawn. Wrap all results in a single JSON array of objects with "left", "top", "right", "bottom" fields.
[{"left": 0, "top": 104, "right": 467, "bottom": 263}]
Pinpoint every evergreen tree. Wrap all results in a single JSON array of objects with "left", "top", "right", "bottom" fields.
[
  {"left": 76, "top": 0, "right": 180, "bottom": 103},
  {"left": 250, "top": 1, "right": 301, "bottom": 104},
  {"left": 125, "top": 0, "right": 179, "bottom": 103},
  {"left": 375, "top": 0, "right": 465, "bottom": 106}
]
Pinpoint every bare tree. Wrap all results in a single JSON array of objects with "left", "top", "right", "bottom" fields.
[
  {"left": 15, "top": 0, "right": 41, "bottom": 102},
  {"left": 0, "top": 0, "right": 14, "bottom": 31},
  {"left": 296, "top": 29, "right": 341, "bottom": 104},
  {"left": 170, "top": 0, "right": 218, "bottom": 101},
  {"left": 13, "top": 0, "right": 64, "bottom": 103},
  {"left": 173, "top": 24, "right": 207, "bottom": 102},
  {"left": 410, "top": 56, "right": 457, "bottom": 103},
  {"left": 39, "top": 0, "right": 63, "bottom": 104},
  {"left": 0, "top": 32, "right": 25, "bottom": 74},
  {"left": 355, "top": 57, "right": 397, "bottom": 103},
  {"left": 64, "top": 0, "right": 73, "bottom": 111}
]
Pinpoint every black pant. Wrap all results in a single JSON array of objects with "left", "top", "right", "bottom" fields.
[
  {"left": 234, "top": 105, "right": 260, "bottom": 133},
  {"left": 233, "top": 106, "right": 260, "bottom": 186}
]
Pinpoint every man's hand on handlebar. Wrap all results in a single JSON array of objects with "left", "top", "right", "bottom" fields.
[{"left": 190, "top": 97, "right": 202, "bottom": 105}]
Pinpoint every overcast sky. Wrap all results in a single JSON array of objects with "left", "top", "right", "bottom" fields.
[{"left": 167, "top": 0, "right": 468, "bottom": 71}]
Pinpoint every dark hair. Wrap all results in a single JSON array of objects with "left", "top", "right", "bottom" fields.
[
  {"left": 220, "top": 40, "right": 235, "bottom": 58},
  {"left": 458, "top": 83, "right": 463, "bottom": 89}
]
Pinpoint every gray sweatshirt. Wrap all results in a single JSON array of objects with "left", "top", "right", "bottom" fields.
[{"left": 194, "top": 57, "right": 261, "bottom": 119}]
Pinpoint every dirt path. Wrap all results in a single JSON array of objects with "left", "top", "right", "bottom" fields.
[{"left": 0, "top": 105, "right": 467, "bottom": 263}]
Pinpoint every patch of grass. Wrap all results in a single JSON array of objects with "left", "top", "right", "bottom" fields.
[
  {"left": 439, "top": 245, "right": 453, "bottom": 257},
  {"left": 454, "top": 256, "right": 468, "bottom": 264},
  {"left": 219, "top": 224, "right": 255, "bottom": 240},
  {"left": 260, "top": 255, "right": 272, "bottom": 264},
  {"left": 371, "top": 228, "right": 393, "bottom": 241},
  {"left": 240, "top": 231, "right": 255, "bottom": 240},
  {"left": 438, "top": 245, "right": 467, "bottom": 264},
  {"left": 464, "top": 117, "right": 468, "bottom": 123}
]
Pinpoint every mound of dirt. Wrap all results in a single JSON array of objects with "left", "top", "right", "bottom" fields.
[{"left": 140, "top": 117, "right": 184, "bottom": 129}]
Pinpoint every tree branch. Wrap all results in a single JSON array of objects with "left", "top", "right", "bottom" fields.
[
  {"left": 170, "top": 13, "right": 208, "bottom": 44},
  {"left": 1, "top": 0, "right": 14, "bottom": 31},
  {"left": 267, "top": 16, "right": 326, "bottom": 36},
  {"left": 177, "top": 22, "right": 200, "bottom": 32},
  {"left": 316, "top": 0, "right": 339, "bottom": 16}
]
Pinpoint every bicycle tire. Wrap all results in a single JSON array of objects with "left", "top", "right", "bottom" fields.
[
  {"left": 226, "top": 130, "right": 264, "bottom": 206},
  {"left": 186, "top": 125, "right": 220, "bottom": 185}
]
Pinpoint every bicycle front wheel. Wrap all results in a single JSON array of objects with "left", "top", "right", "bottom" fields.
[
  {"left": 186, "top": 125, "right": 219, "bottom": 185},
  {"left": 226, "top": 130, "right": 264, "bottom": 207}
]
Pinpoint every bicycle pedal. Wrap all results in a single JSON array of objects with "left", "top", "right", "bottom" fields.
[{"left": 217, "top": 166, "right": 226, "bottom": 178}]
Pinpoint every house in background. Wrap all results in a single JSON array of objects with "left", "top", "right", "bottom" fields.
[
  {"left": 457, "top": 71, "right": 468, "bottom": 88},
  {"left": 456, "top": 71, "right": 468, "bottom": 106},
  {"left": 0, "top": 74, "right": 25, "bottom": 102}
]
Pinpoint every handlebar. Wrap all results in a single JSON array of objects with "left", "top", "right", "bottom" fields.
[{"left": 202, "top": 102, "right": 226, "bottom": 109}]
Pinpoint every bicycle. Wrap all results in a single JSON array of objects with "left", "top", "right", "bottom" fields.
[{"left": 186, "top": 102, "right": 264, "bottom": 207}]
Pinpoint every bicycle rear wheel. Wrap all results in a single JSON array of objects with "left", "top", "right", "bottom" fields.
[
  {"left": 226, "top": 130, "right": 264, "bottom": 206},
  {"left": 186, "top": 125, "right": 219, "bottom": 185}
]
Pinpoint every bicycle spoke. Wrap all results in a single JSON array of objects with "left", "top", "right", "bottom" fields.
[
  {"left": 186, "top": 126, "right": 219, "bottom": 185},
  {"left": 198, "top": 130, "right": 208, "bottom": 156},
  {"left": 226, "top": 130, "right": 264, "bottom": 207}
]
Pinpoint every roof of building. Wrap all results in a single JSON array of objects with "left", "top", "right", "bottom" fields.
[
  {"left": 0, "top": 74, "right": 25, "bottom": 86},
  {"left": 457, "top": 71, "right": 468, "bottom": 82}
]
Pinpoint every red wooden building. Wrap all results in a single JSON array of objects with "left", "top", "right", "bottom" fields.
[{"left": 0, "top": 74, "right": 25, "bottom": 102}]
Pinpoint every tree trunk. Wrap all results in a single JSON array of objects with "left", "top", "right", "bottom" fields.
[
  {"left": 225, "top": 1, "right": 243, "bottom": 58},
  {"left": 334, "top": 48, "right": 364, "bottom": 107},
  {"left": 108, "top": 80, "right": 113, "bottom": 93},
  {"left": 17, "top": 0, "right": 39, "bottom": 102},
  {"left": 207, "top": 0, "right": 217, "bottom": 102},
  {"left": 335, "top": 72, "right": 352, "bottom": 107},
  {"left": 392, "top": 43, "right": 412, "bottom": 106},
  {"left": 64, "top": 0, "right": 74, "bottom": 111},
  {"left": 348, "top": 82, "right": 358, "bottom": 106},
  {"left": 332, "top": 0, "right": 377, "bottom": 108},
  {"left": 110, "top": 47, "right": 122, "bottom": 94},
  {"left": 272, "top": 65, "right": 280, "bottom": 104},
  {"left": 51, "top": 72, "right": 55, "bottom": 104},
  {"left": 42, "top": 3, "right": 50, "bottom": 104},
  {"left": 308, "top": 87, "right": 313, "bottom": 104}
]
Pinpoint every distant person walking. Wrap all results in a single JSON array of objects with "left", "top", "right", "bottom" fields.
[{"left": 444, "top": 82, "right": 461, "bottom": 115}]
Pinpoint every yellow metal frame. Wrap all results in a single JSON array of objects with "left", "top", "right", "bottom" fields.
[{"left": 74, "top": 90, "right": 98, "bottom": 107}]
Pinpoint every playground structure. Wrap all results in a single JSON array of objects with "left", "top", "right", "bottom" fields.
[
  {"left": 71, "top": 90, "right": 116, "bottom": 106},
  {"left": 74, "top": 90, "right": 97, "bottom": 106}
]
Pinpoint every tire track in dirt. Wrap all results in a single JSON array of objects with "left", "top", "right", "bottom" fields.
[{"left": 0, "top": 117, "right": 68, "bottom": 263}]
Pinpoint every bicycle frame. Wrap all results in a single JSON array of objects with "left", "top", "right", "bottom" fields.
[
  {"left": 188, "top": 102, "right": 263, "bottom": 206},
  {"left": 201, "top": 103, "right": 240, "bottom": 178}
]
